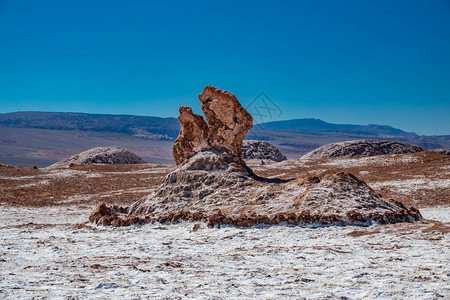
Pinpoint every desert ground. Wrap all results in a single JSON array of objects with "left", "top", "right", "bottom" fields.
[{"left": 1, "top": 151, "right": 449, "bottom": 299}]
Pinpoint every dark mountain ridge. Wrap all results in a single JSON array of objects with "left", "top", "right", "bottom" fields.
[
  {"left": 0, "top": 111, "right": 448, "bottom": 167},
  {"left": 0, "top": 111, "right": 422, "bottom": 138},
  {"left": 257, "top": 118, "right": 418, "bottom": 137},
  {"left": 0, "top": 111, "right": 180, "bottom": 140}
]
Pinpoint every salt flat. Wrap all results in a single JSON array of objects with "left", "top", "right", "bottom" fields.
[
  {"left": 1, "top": 152, "right": 449, "bottom": 299},
  {"left": 0, "top": 206, "right": 448, "bottom": 299}
]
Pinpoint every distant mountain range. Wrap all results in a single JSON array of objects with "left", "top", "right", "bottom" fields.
[
  {"left": 0, "top": 111, "right": 448, "bottom": 167},
  {"left": 0, "top": 111, "right": 180, "bottom": 140},
  {"left": 256, "top": 118, "right": 418, "bottom": 137}
]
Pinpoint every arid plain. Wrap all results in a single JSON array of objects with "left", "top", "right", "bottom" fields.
[{"left": 1, "top": 151, "right": 448, "bottom": 299}]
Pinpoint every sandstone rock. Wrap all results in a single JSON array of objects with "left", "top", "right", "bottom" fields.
[
  {"left": 172, "top": 107, "right": 209, "bottom": 165},
  {"left": 47, "top": 147, "right": 146, "bottom": 168},
  {"left": 192, "top": 223, "right": 201, "bottom": 232},
  {"left": 199, "top": 86, "right": 253, "bottom": 160},
  {"left": 89, "top": 202, "right": 144, "bottom": 226},
  {"left": 302, "top": 140, "right": 424, "bottom": 159},
  {"left": 89, "top": 203, "right": 109, "bottom": 223},
  {"left": 172, "top": 86, "right": 253, "bottom": 165},
  {"left": 242, "top": 140, "right": 287, "bottom": 162}
]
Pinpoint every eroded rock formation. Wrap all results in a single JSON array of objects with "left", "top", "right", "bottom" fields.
[
  {"left": 242, "top": 140, "right": 287, "bottom": 162},
  {"left": 172, "top": 107, "right": 209, "bottom": 165},
  {"left": 90, "top": 162, "right": 421, "bottom": 227},
  {"left": 172, "top": 86, "right": 253, "bottom": 165},
  {"left": 48, "top": 147, "right": 146, "bottom": 168},
  {"left": 302, "top": 140, "right": 425, "bottom": 159},
  {"left": 89, "top": 86, "right": 422, "bottom": 227}
]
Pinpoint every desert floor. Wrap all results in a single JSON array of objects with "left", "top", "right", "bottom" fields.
[{"left": 1, "top": 151, "right": 449, "bottom": 299}]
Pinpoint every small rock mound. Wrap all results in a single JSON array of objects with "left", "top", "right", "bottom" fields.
[
  {"left": 48, "top": 147, "right": 145, "bottom": 168},
  {"left": 302, "top": 140, "right": 424, "bottom": 159},
  {"left": 90, "top": 87, "right": 421, "bottom": 228},
  {"left": 242, "top": 140, "right": 287, "bottom": 162},
  {"left": 432, "top": 148, "right": 450, "bottom": 155}
]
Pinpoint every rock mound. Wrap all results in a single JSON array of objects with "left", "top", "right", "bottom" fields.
[
  {"left": 90, "top": 87, "right": 421, "bottom": 227},
  {"left": 48, "top": 147, "right": 145, "bottom": 168},
  {"left": 90, "top": 152, "right": 421, "bottom": 227},
  {"left": 302, "top": 140, "right": 424, "bottom": 159},
  {"left": 242, "top": 140, "right": 287, "bottom": 162},
  {"left": 432, "top": 148, "right": 450, "bottom": 155}
]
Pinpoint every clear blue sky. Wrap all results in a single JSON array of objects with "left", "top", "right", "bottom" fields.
[{"left": 0, "top": 0, "right": 449, "bottom": 135}]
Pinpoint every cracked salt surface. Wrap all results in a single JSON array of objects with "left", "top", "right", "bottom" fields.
[
  {"left": 370, "top": 178, "right": 450, "bottom": 193},
  {"left": 0, "top": 170, "right": 101, "bottom": 181},
  {"left": 420, "top": 207, "right": 450, "bottom": 223},
  {"left": 0, "top": 206, "right": 448, "bottom": 299},
  {"left": 16, "top": 180, "right": 50, "bottom": 188},
  {"left": 318, "top": 154, "right": 420, "bottom": 168},
  {"left": 248, "top": 159, "right": 309, "bottom": 172}
]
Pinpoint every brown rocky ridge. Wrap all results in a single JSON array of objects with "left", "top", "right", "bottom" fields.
[{"left": 90, "top": 86, "right": 422, "bottom": 227}]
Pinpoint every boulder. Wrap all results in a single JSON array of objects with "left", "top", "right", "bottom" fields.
[
  {"left": 48, "top": 146, "right": 145, "bottom": 168},
  {"left": 302, "top": 140, "right": 424, "bottom": 159},
  {"left": 242, "top": 140, "right": 287, "bottom": 161}
]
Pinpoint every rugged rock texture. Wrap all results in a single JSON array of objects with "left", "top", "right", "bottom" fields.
[
  {"left": 172, "top": 86, "right": 253, "bottom": 165},
  {"left": 90, "top": 151, "right": 421, "bottom": 227},
  {"left": 432, "top": 148, "right": 450, "bottom": 155},
  {"left": 172, "top": 107, "right": 209, "bottom": 165},
  {"left": 48, "top": 147, "right": 145, "bottom": 168},
  {"left": 89, "top": 87, "right": 421, "bottom": 228},
  {"left": 302, "top": 140, "right": 425, "bottom": 159},
  {"left": 242, "top": 140, "right": 287, "bottom": 162}
]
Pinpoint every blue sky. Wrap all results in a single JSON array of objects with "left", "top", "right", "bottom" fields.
[{"left": 0, "top": 0, "right": 449, "bottom": 135}]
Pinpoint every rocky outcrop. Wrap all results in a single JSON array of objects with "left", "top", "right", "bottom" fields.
[
  {"left": 302, "top": 140, "right": 425, "bottom": 159},
  {"left": 172, "top": 86, "right": 253, "bottom": 165},
  {"left": 172, "top": 107, "right": 209, "bottom": 165},
  {"left": 432, "top": 148, "right": 450, "bottom": 155},
  {"left": 242, "top": 140, "right": 287, "bottom": 162},
  {"left": 90, "top": 156, "right": 421, "bottom": 227},
  {"left": 48, "top": 147, "right": 145, "bottom": 168},
  {"left": 90, "top": 87, "right": 422, "bottom": 227}
]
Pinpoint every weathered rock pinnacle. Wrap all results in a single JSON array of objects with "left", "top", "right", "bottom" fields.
[
  {"left": 172, "top": 107, "right": 209, "bottom": 165},
  {"left": 172, "top": 86, "right": 253, "bottom": 165}
]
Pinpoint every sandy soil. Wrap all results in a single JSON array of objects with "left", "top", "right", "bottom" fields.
[{"left": 0, "top": 151, "right": 449, "bottom": 299}]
